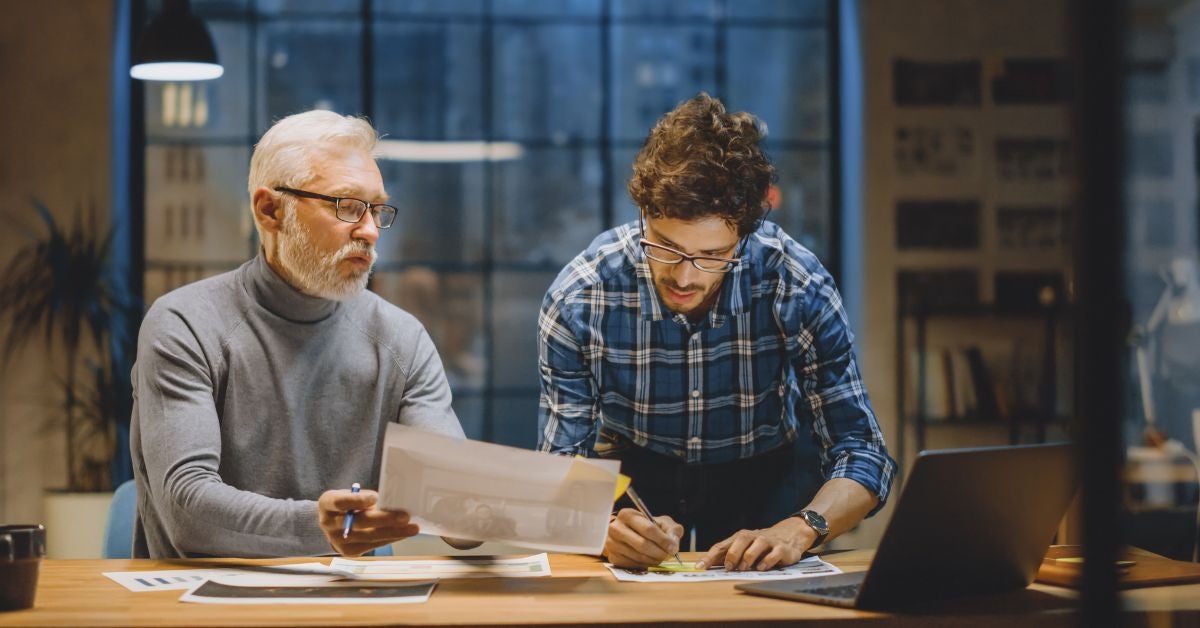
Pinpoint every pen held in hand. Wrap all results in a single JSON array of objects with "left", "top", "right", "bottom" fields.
[
  {"left": 342, "top": 482, "right": 361, "bottom": 539},
  {"left": 625, "top": 486, "right": 683, "bottom": 565}
]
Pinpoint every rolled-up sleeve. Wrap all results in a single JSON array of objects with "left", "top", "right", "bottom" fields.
[
  {"left": 791, "top": 274, "right": 896, "bottom": 515},
  {"left": 536, "top": 292, "right": 600, "bottom": 456}
]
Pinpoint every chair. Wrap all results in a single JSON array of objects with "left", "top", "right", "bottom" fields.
[
  {"left": 100, "top": 478, "right": 396, "bottom": 558},
  {"left": 103, "top": 479, "right": 138, "bottom": 558}
]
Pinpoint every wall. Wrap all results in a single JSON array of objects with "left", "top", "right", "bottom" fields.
[
  {"left": 0, "top": 1, "right": 113, "bottom": 522},
  {"left": 854, "top": 0, "right": 1072, "bottom": 542}
]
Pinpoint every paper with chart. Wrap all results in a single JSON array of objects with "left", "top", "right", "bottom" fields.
[
  {"left": 605, "top": 555, "right": 842, "bottom": 583},
  {"left": 378, "top": 424, "right": 619, "bottom": 554},
  {"left": 330, "top": 553, "right": 551, "bottom": 580},
  {"left": 103, "top": 563, "right": 352, "bottom": 592},
  {"left": 105, "top": 568, "right": 243, "bottom": 592}
]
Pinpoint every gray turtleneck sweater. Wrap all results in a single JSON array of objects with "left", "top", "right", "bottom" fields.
[{"left": 130, "top": 253, "right": 464, "bottom": 558}]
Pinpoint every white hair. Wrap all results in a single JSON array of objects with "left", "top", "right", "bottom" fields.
[{"left": 248, "top": 110, "right": 379, "bottom": 236}]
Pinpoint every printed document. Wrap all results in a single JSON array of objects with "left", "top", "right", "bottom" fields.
[
  {"left": 104, "top": 563, "right": 352, "bottom": 592},
  {"left": 330, "top": 553, "right": 551, "bottom": 579},
  {"left": 179, "top": 574, "right": 435, "bottom": 605},
  {"left": 605, "top": 555, "right": 842, "bottom": 583},
  {"left": 378, "top": 424, "right": 619, "bottom": 554}
]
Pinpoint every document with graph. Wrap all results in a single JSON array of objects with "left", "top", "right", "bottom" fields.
[{"left": 377, "top": 424, "right": 619, "bottom": 554}]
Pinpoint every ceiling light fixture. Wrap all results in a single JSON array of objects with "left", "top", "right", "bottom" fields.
[
  {"left": 131, "top": 0, "right": 223, "bottom": 81},
  {"left": 375, "top": 140, "right": 526, "bottom": 163}
]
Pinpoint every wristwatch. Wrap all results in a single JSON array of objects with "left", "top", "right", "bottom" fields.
[{"left": 792, "top": 509, "right": 830, "bottom": 548}]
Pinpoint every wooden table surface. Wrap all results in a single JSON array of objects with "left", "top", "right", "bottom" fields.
[{"left": 1, "top": 551, "right": 1198, "bottom": 627}]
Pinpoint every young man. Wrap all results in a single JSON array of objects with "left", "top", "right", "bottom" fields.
[
  {"left": 537, "top": 94, "right": 895, "bottom": 571},
  {"left": 131, "top": 110, "right": 466, "bottom": 558}
]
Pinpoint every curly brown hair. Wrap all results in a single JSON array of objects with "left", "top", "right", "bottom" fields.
[{"left": 628, "top": 92, "right": 775, "bottom": 237}]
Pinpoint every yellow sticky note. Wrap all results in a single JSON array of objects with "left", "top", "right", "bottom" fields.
[
  {"left": 648, "top": 561, "right": 706, "bottom": 573},
  {"left": 573, "top": 454, "right": 630, "bottom": 501},
  {"left": 613, "top": 473, "right": 631, "bottom": 501}
]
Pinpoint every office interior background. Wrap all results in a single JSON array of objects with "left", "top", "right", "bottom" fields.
[{"left": 0, "top": 0, "right": 1196, "bottom": 566}]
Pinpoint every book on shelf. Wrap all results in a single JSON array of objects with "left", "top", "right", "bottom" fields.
[
  {"left": 965, "top": 346, "right": 1001, "bottom": 422},
  {"left": 909, "top": 345, "right": 1009, "bottom": 422}
]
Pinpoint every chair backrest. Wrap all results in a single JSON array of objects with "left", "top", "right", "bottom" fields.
[{"left": 103, "top": 479, "right": 138, "bottom": 559}]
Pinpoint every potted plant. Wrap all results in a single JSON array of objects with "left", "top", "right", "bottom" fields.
[{"left": 0, "top": 200, "right": 139, "bottom": 556}]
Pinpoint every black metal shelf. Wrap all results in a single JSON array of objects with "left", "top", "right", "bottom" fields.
[{"left": 895, "top": 299, "right": 1072, "bottom": 469}]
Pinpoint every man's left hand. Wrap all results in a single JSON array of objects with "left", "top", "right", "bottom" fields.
[{"left": 696, "top": 517, "right": 815, "bottom": 571}]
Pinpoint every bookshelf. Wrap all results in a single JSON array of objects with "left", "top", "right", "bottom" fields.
[{"left": 895, "top": 295, "right": 1070, "bottom": 468}]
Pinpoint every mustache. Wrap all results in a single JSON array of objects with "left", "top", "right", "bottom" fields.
[
  {"left": 658, "top": 277, "right": 703, "bottom": 293},
  {"left": 336, "top": 240, "right": 376, "bottom": 262}
]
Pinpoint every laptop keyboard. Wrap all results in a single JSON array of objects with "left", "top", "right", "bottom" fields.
[{"left": 797, "top": 584, "right": 861, "bottom": 599}]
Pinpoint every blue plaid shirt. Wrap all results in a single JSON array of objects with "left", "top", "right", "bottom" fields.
[{"left": 537, "top": 220, "right": 895, "bottom": 506}]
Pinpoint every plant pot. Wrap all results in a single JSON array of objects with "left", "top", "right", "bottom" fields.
[{"left": 41, "top": 490, "right": 114, "bottom": 558}]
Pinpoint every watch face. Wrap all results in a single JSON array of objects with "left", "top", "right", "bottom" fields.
[{"left": 802, "top": 510, "right": 829, "bottom": 533}]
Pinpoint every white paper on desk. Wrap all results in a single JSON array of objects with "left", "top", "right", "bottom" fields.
[
  {"left": 378, "top": 424, "right": 618, "bottom": 554},
  {"left": 179, "top": 573, "right": 436, "bottom": 605},
  {"left": 104, "top": 563, "right": 352, "bottom": 592},
  {"left": 330, "top": 553, "right": 551, "bottom": 580},
  {"left": 604, "top": 556, "right": 842, "bottom": 583},
  {"left": 104, "top": 568, "right": 242, "bottom": 591}
]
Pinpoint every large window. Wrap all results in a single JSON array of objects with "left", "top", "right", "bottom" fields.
[
  {"left": 1119, "top": 0, "right": 1200, "bottom": 562},
  {"left": 142, "top": 0, "right": 837, "bottom": 447}
]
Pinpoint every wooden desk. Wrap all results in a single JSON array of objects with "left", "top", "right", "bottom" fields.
[{"left": 2, "top": 552, "right": 1198, "bottom": 627}]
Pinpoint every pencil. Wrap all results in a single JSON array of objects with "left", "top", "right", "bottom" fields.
[{"left": 625, "top": 486, "right": 683, "bottom": 565}]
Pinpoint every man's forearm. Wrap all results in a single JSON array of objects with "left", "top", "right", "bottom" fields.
[
  {"left": 159, "top": 472, "right": 330, "bottom": 557},
  {"left": 792, "top": 477, "right": 879, "bottom": 544}
]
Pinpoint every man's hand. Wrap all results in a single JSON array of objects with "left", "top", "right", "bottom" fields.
[
  {"left": 317, "top": 488, "right": 420, "bottom": 556},
  {"left": 696, "top": 517, "right": 814, "bottom": 571},
  {"left": 604, "top": 508, "right": 684, "bottom": 568}
]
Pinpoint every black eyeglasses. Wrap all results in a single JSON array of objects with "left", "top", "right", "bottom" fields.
[
  {"left": 274, "top": 186, "right": 398, "bottom": 229},
  {"left": 638, "top": 217, "right": 742, "bottom": 274}
]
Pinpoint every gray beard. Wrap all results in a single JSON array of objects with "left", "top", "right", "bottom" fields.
[{"left": 277, "top": 209, "right": 375, "bottom": 301}]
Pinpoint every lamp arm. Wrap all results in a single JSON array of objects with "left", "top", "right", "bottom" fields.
[{"left": 1134, "top": 344, "right": 1156, "bottom": 426}]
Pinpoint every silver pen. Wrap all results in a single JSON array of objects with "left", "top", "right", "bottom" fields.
[{"left": 625, "top": 486, "right": 684, "bottom": 565}]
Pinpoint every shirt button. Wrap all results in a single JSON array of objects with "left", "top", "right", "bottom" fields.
[
  {"left": 689, "top": 437, "right": 702, "bottom": 446},
  {"left": 691, "top": 389, "right": 700, "bottom": 398}
]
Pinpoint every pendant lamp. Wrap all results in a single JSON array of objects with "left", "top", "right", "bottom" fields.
[{"left": 131, "top": 0, "right": 223, "bottom": 81}]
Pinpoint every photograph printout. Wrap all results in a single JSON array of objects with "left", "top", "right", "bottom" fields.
[
  {"left": 605, "top": 556, "right": 842, "bottom": 583},
  {"left": 179, "top": 574, "right": 436, "bottom": 605},
  {"left": 378, "top": 424, "right": 619, "bottom": 554}
]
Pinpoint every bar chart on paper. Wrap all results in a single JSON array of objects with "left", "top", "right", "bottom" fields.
[{"left": 104, "top": 569, "right": 244, "bottom": 591}]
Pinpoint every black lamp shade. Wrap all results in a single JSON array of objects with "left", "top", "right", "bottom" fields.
[{"left": 131, "top": 0, "right": 223, "bottom": 81}]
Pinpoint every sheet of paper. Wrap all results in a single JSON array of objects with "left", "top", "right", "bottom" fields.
[
  {"left": 179, "top": 575, "right": 436, "bottom": 605},
  {"left": 104, "top": 563, "right": 351, "bottom": 592},
  {"left": 105, "top": 569, "right": 240, "bottom": 592},
  {"left": 378, "top": 424, "right": 619, "bottom": 554},
  {"left": 604, "top": 555, "right": 842, "bottom": 583},
  {"left": 330, "top": 553, "right": 551, "bottom": 580}
]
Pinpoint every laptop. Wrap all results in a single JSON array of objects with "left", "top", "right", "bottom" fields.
[{"left": 736, "top": 443, "right": 1077, "bottom": 610}]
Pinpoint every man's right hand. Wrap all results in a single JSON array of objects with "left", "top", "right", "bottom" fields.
[
  {"left": 604, "top": 507, "right": 684, "bottom": 568},
  {"left": 317, "top": 488, "right": 420, "bottom": 556}
]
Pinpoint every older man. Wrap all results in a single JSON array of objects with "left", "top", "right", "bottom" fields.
[{"left": 131, "top": 110, "right": 465, "bottom": 558}]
